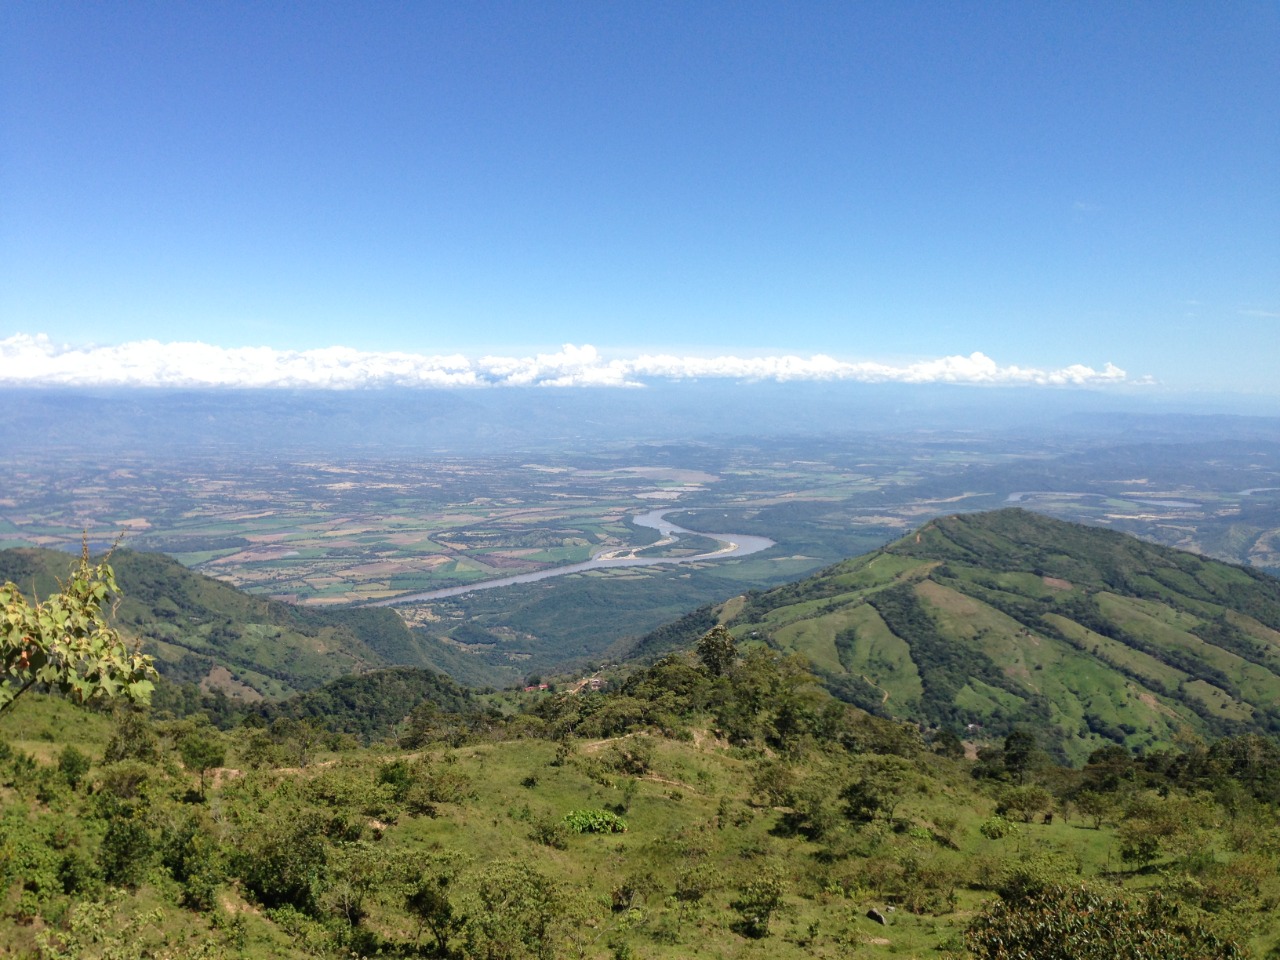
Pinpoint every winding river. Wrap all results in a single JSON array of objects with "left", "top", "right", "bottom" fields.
[{"left": 374, "top": 509, "right": 775, "bottom": 606}]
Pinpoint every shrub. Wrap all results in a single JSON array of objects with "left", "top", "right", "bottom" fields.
[
  {"left": 530, "top": 818, "right": 571, "bottom": 849},
  {"left": 58, "top": 746, "right": 91, "bottom": 790},
  {"left": 979, "top": 815, "right": 1015, "bottom": 840},
  {"left": 966, "top": 885, "right": 1243, "bottom": 960},
  {"left": 563, "top": 809, "right": 628, "bottom": 834},
  {"left": 731, "top": 865, "right": 785, "bottom": 938}
]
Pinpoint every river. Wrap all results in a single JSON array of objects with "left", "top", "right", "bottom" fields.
[{"left": 373, "top": 508, "right": 775, "bottom": 605}]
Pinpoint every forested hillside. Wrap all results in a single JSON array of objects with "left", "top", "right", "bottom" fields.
[
  {"left": 0, "top": 547, "right": 489, "bottom": 697},
  {"left": 630, "top": 509, "right": 1280, "bottom": 764}
]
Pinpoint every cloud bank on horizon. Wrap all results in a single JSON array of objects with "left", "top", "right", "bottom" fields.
[{"left": 0, "top": 334, "right": 1133, "bottom": 390}]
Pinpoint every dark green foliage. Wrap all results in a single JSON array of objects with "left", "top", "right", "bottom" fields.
[
  {"left": 0, "top": 806, "right": 102, "bottom": 918},
  {"left": 696, "top": 625, "right": 737, "bottom": 676},
  {"left": 1001, "top": 729, "right": 1043, "bottom": 784},
  {"left": 713, "top": 648, "right": 828, "bottom": 750},
  {"left": 730, "top": 865, "right": 785, "bottom": 939},
  {"left": 103, "top": 710, "right": 160, "bottom": 764},
  {"left": 996, "top": 784, "right": 1054, "bottom": 823},
  {"left": 262, "top": 666, "right": 477, "bottom": 742},
  {"left": 403, "top": 756, "right": 476, "bottom": 813},
  {"left": 841, "top": 755, "right": 914, "bottom": 823},
  {"left": 376, "top": 757, "right": 415, "bottom": 802},
  {"left": 178, "top": 731, "right": 226, "bottom": 798},
  {"left": 158, "top": 810, "right": 225, "bottom": 911},
  {"left": 101, "top": 813, "right": 153, "bottom": 890},
  {"left": 623, "top": 603, "right": 720, "bottom": 662},
  {"left": 529, "top": 817, "right": 571, "bottom": 849},
  {"left": 57, "top": 745, "right": 90, "bottom": 790},
  {"left": 233, "top": 807, "right": 330, "bottom": 913},
  {"left": 462, "top": 859, "right": 575, "bottom": 960},
  {"left": 1203, "top": 734, "right": 1280, "bottom": 804},
  {"left": 931, "top": 728, "right": 965, "bottom": 759},
  {"left": 406, "top": 871, "right": 460, "bottom": 952},
  {"left": 966, "top": 885, "right": 1244, "bottom": 959},
  {"left": 869, "top": 583, "right": 1018, "bottom": 729}
]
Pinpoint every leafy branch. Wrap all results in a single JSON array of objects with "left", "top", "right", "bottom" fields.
[{"left": 1, "top": 540, "right": 157, "bottom": 716}]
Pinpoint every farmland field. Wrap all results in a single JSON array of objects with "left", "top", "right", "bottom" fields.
[{"left": 3, "top": 427, "right": 1279, "bottom": 611}]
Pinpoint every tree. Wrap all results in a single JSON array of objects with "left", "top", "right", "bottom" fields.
[
  {"left": 1073, "top": 789, "right": 1113, "bottom": 829},
  {"left": 672, "top": 862, "right": 720, "bottom": 937},
  {"left": 696, "top": 625, "right": 738, "bottom": 677},
  {"left": 462, "top": 859, "right": 573, "bottom": 960},
  {"left": 58, "top": 745, "right": 91, "bottom": 790},
  {"left": 730, "top": 865, "right": 785, "bottom": 939},
  {"left": 966, "top": 885, "right": 1243, "bottom": 959},
  {"left": 841, "top": 755, "right": 914, "bottom": 824},
  {"left": 1, "top": 545, "right": 156, "bottom": 716},
  {"left": 269, "top": 717, "right": 323, "bottom": 767},
  {"left": 1117, "top": 792, "right": 1213, "bottom": 868},
  {"left": 103, "top": 710, "right": 160, "bottom": 764},
  {"left": 325, "top": 840, "right": 392, "bottom": 927},
  {"left": 406, "top": 871, "right": 461, "bottom": 953},
  {"left": 179, "top": 732, "right": 226, "bottom": 799},
  {"left": 1001, "top": 729, "right": 1042, "bottom": 785},
  {"left": 996, "top": 784, "right": 1054, "bottom": 823}
]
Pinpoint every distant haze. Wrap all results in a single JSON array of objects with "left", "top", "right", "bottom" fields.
[{"left": 3, "top": 383, "right": 1277, "bottom": 459}]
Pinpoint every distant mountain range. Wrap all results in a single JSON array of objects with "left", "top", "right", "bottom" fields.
[
  {"left": 627, "top": 508, "right": 1280, "bottom": 764},
  {"left": 5, "top": 385, "right": 1279, "bottom": 457}
]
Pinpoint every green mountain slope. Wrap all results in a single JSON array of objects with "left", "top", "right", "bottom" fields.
[
  {"left": 679, "top": 509, "right": 1280, "bottom": 764},
  {"left": 0, "top": 547, "right": 462, "bottom": 698}
]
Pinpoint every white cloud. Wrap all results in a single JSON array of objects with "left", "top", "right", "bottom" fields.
[{"left": 0, "top": 333, "right": 1134, "bottom": 389}]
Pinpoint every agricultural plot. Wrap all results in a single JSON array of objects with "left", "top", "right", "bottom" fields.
[{"left": 0, "top": 433, "right": 1277, "bottom": 613}]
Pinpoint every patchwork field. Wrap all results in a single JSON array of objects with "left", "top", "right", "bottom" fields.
[{"left": 1, "top": 432, "right": 1277, "bottom": 612}]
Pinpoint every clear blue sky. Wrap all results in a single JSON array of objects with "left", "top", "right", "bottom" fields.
[{"left": 2, "top": 2, "right": 1277, "bottom": 392}]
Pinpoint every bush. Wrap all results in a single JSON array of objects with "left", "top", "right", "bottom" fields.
[
  {"left": 966, "top": 885, "right": 1244, "bottom": 960},
  {"left": 58, "top": 746, "right": 91, "bottom": 790},
  {"left": 731, "top": 865, "right": 785, "bottom": 938},
  {"left": 530, "top": 818, "right": 571, "bottom": 849},
  {"left": 563, "top": 809, "right": 628, "bottom": 834},
  {"left": 979, "top": 815, "right": 1015, "bottom": 840}
]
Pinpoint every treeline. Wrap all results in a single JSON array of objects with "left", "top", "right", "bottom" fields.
[{"left": 151, "top": 666, "right": 485, "bottom": 743}]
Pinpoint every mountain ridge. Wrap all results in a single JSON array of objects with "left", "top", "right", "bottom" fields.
[{"left": 626, "top": 508, "right": 1280, "bottom": 764}]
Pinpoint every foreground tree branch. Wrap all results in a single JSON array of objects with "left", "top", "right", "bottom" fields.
[{"left": 1, "top": 542, "right": 156, "bottom": 716}]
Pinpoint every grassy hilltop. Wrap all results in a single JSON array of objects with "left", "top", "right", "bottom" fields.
[{"left": 661, "top": 509, "right": 1280, "bottom": 765}]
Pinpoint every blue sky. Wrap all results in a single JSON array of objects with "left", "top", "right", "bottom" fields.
[{"left": 2, "top": 2, "right": 1277, "bottom": 393}]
